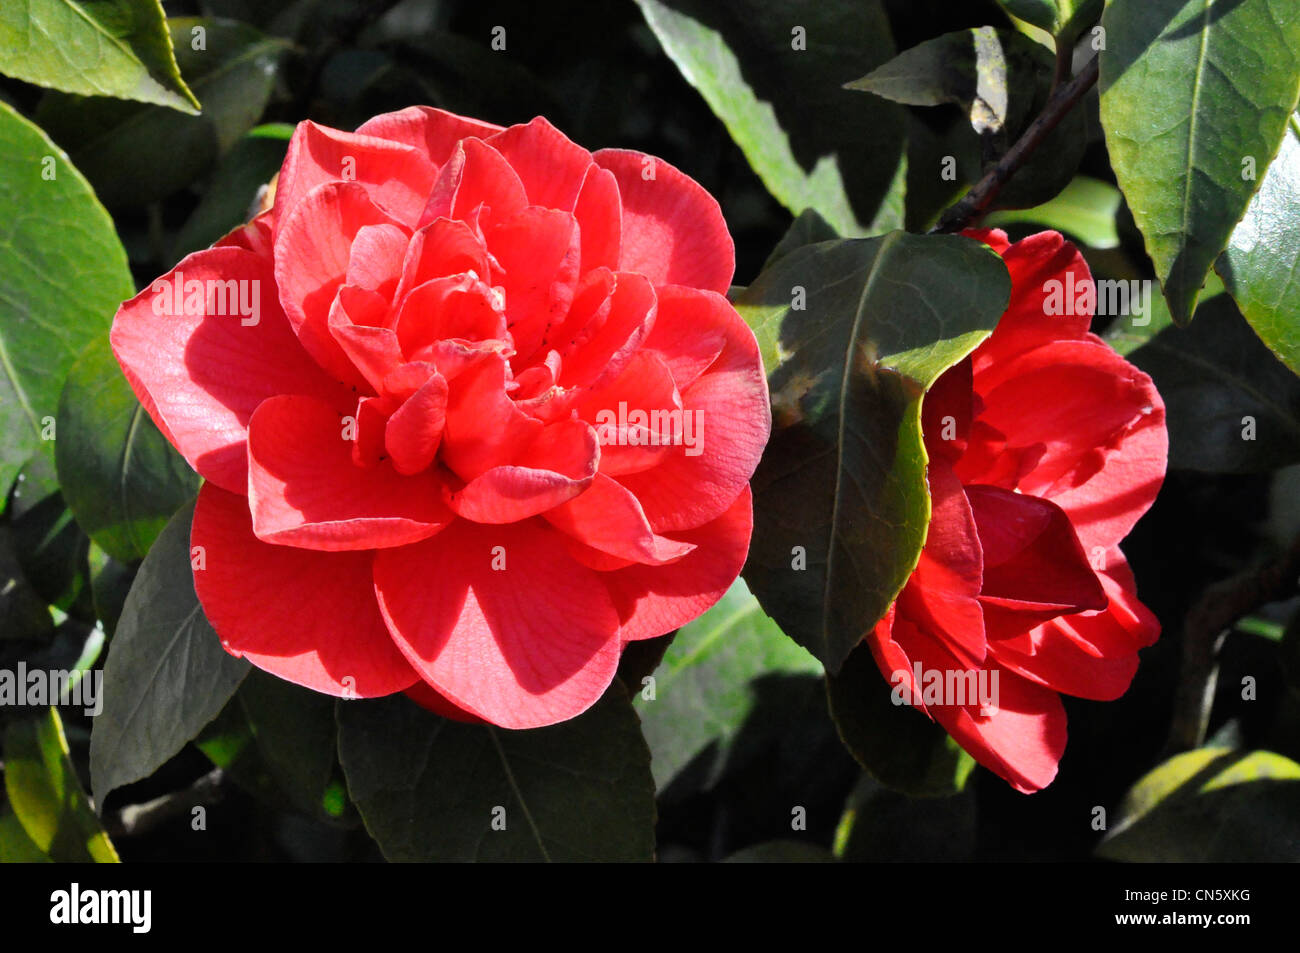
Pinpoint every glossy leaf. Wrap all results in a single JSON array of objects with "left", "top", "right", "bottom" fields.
[
  {"left": 985, "top": 176, "right": 1122, "bottom": 249},
  {"left": 997, "top": 0, "right": 1102, "bottom": 41},
  {"left": 89, "top": 500, "right": 250, "bottom": 805},
  {"left": 56, "top": 335, "right": 198, "bottom": 563},
  {"left": 634, "top": 0, "right": 904, "bottom": 236},
  {"left": 827, "top": 643, "right": 976, "bottom": 797},
  {"left": 4, "top": 707, "right": 119, "bottom": 862},
  {"left": 35, "top": 18, "right": 290, "bottom": 208},
  {"left": 1099, "top": 0, "right": 1300, "bottom": 325},
  {"left": 0, "top": 0, "right": 198, "bottom": 112},
  {"left": 735, "top": 231, "right": 1010, "bottom": 671},
  {"left": 1098, "top": 748, "right": 1300, "bottom": 861},
  {"left": 1217, "top": 113, "right": 1300, "bottom": 376},
  {"left": 0, "top": 101, "right": 134, "bottom": 496},
  {"left": 337, "top": 684, "right": 655, "bottom": 861},
  {"left": 1128, "top": 295, "right": 1300, "bottom": 473},
  {"left": 633, "top": 579, "right": 821, "bottom": 791}
]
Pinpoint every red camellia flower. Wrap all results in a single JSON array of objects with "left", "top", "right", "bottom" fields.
[
  {"left": 111, "top": 107, "right": 770, "bottom": 728},
  {"left": 868, "top": 229, "right": 1167, "bottom": 793}
]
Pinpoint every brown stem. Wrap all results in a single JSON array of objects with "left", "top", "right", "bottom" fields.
[
  {"left": 101, "top": 767, "right": 227, "bottom": 840},
  {"left": 932, "top": 52, "right": 1100, "bottom": 234},
  {"left": 1165, "top": 533, "right": 1300, "bottom": 755}
]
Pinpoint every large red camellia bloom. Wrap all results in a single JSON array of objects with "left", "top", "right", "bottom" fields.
[
  {"left": 111, "top": 107, "right": 769, "bottom": 728},
  {"left": 868, "top": 229, "right": 1166, "bottom": 793}
]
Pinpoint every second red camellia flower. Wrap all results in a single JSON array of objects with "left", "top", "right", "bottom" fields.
[
  {"left": 868, "top": 228, "right": 1167, "bottom": 793},
  {"left": 111, "top": 107, "right": 770, "bottom": 729}
]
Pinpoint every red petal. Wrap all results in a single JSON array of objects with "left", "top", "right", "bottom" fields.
[
  {"left": 484, "top": 206, "right": 580, "bottom": 364},
  {"left": 440, "top": 353, "right": 544, "bottom": 479},
  {"left": 273, "top": 121, "right": 434, "bottom": 232},
  {"left": 615, "top": 290, "right": 770, "bottom": 532},
  {"left": 446, "top": 418, "right": 598, "bottom": 523},
  {"left": 885, "top": 622, "right": 1067, "bottom": 793},
  {"left": 394, "top": 275, "right": 508, "bottom": 359},
  {"left": 373, "top": 519, "right": 622, "bottom": 729},
  {"left": 966, "top": 484, "right": 1107, "bottom": 635},
  {"left": 572, "top": 349, "right": 682, "bottom": 477},
  {"left": 922, "top": 358, "right": 973, "bottom": 465},
  {"left": 354, "top": 105, "right": 502, "bottom": 167},
  {"left": 424, "top": 137, "right": 528, "bottom": 226},
  {"left": 964, "top": 338, "right": 1167, "bottom": 551},
  {"left": 592, "top": 148, "right": 734, "bottom": 293},
  {"left": 403, "top": 680, "right": 486, "bottom": 724},
  {"left": 545, "top": 473, "right": 695, "bottom": 565},
  {"left": 989, "top": 547, "right": 1158, "bottom": 700},
  {"left": 638, "top": 283, "right": 729, "bottom": 391},
  {"left": 247, "top": 394, "right": 453, "bottom": 551},
  {"left": 274, "top": 181, "right": 406, "bottom": 386},
  {"left": 554, "top": 270, "right": 656, "bottom": 390},
  {"left": 486, "top": 116, "right": 593, "bottom": 211},
  {"left": 895, "top": 460, "right": 986, "bottom": 669},
  {"left": 192, "top": 483, "right": 419, "bottom": 697},
  {"left": 967, "top": 230, "right": 1094, "bottom": 372},
  {"left": 392, "top": 217, "right": 491, "bottom": 306},
  {"left": 384, "top": 371, "right": 448, "bottom": 475},
  {"left": 573, "top": 165, "right": 621, "bottom": 274},
  {"left": 110, "top": 245, "right": 349, "bottom": 494},
  {"left": 602, "top": 486, "right": 753, "bottom": 641},
  {"left": 328, "top": 287, "right": 403, "bottom": 394}
]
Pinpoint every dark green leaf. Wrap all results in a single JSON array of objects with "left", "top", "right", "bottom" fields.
[
  {"left": 0, "top": 101, "right": 134, "bottom": 495},
  {"left": 997, "top": 0, "right": 1102, "bottom": 40},
  {"left": 337, "top": 684, "right": 655, "bottom": 861},
  {"left": 0, "top": 525, "right": 53, "bottom": 643},
  {"left": 0, "top": 811, "right": 51, "bottom": 862},
  {"left": 1097, "top": 748, "right": 1300, "bottom": 861},
  {"left": 833, "top": 771, "right": 975, "bottom": 861},
  {"left": 55, "top": 334, "right": 198, "bottom": 563},
  {"left": 89, "top": 500, "right": 250, "bottom": 805},
  {"left": 8, "top": 454, "right": 89, "bottom": 610},
  {"left": 826, "top": 642, "right": 976, "bottom": 797},
  {"left": 633, "top": 580, "right": 821, "bottom": 791},
  {"left": 1099, "top": 0, "right": 1300, "bottom": 325},
  {"left": 4, "top": 707, "right": 119, "bottom": 862},
  {"left": 735, "top": 231, "right": 1010, "bottom": 671},
  {"left": 87, "top": 542, "right": 134, "bottom": 637},
  {"left": 1128, "top": 295, "right": 1300, "bottom": 473},
  {"left": 985, "top": 175, "right": 1121, "bottom": 249},
  {"left": 1217, "top": 114, "right": 1300, "bottom": 376},
  {"left": 0, "top": 0, "right": 198, "bottom": 112},
  {"left": 169, "top": 129, "right": 289, "bottom": 259},
  {"left": 634, "top": 0, "right": 905, "bottom": 236},
  {"left": 238, "top": 669, "right": 341, "bottom": 820},
  {"left": 35, "top": 18, "right": 290, "bottom": 208}
]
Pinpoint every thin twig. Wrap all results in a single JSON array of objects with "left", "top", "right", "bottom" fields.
[
  {"left": 1164, "top": 533, "right": 1300, "bottom": 755},
  {"left": 932, "top": 52, "right": 1100, "bottom": 234},
  {"left": 102, "top": 767, "right": 227, "bottom": 840}
]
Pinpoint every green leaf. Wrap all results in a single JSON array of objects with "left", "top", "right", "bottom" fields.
[
  {"left": 0, "top": 100, "right": 134, "bottom": 496},
  {"left": 35, "top": 17, "right": 290, "bottom": 208},
  {"left": 337, "top": 684, "right": 656, "bottom": 861},
  {"left": 985, "top": 175, "right": 1121, "bottom": 249},
  {"left": 237, "top": 670, "right": 341, "bottom": 820},
  {"left": 1217, "top": 114, "right": 1300, "bottom": 376},
  {"left": 1099, "top": 0, "right": 1300, "bottom": 325},
  {"left": 55, "top": 334, "right": 198, "bottom": 563},
  {"left": 0, "top": 525, "right": 54, "bottom": 643},
  {"left": 632, "top": 579, "right": 821, "bottom": 791},
  {"left": 826, "top": 643, "right": 976, "bottom": 797},
  {"left": 8, "top": 454, "right": 89, "bottom": 610},
  {"left": 633, "top": 0, "right": 905, "bottom": 237},
  {"left": 169, "top": 129, "right": 289, "bottom": 260},
  {"left": 735, "top": 231, "right": 1011, "bottom": 671},
  {"left": 1098, "top": 748, "right": 1300, "bottom": 861},
  {"left": 847, "top": 27, "right": 1083, "bottom": 212},
  {"left": 87, "top": 541, "right": 134, "bottom": 637},
  {"left": 997, "top": 0, "right": 1102, "bottom": 41},
  {"left": 0, "top": 811, "right": 51, "bottom": 862},
  {"left": 833, "top": 771, "right": 975, "bottom": 861},
  {"left": 4, "top": 707, "right": 119, "bottom": 862},
  {"left": 0, "top": 0, "right": 198, "bottom": 112},
  {"left": 1128, "top": 295, "right": 1300, "bottom": 473},
  {"left": 89, "top": 500, "right": 250, "bottom": 805}
]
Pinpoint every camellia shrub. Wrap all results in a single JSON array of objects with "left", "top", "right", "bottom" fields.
[{"left": 1, "top": 0, "right": 1300, "bottom": 867}]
